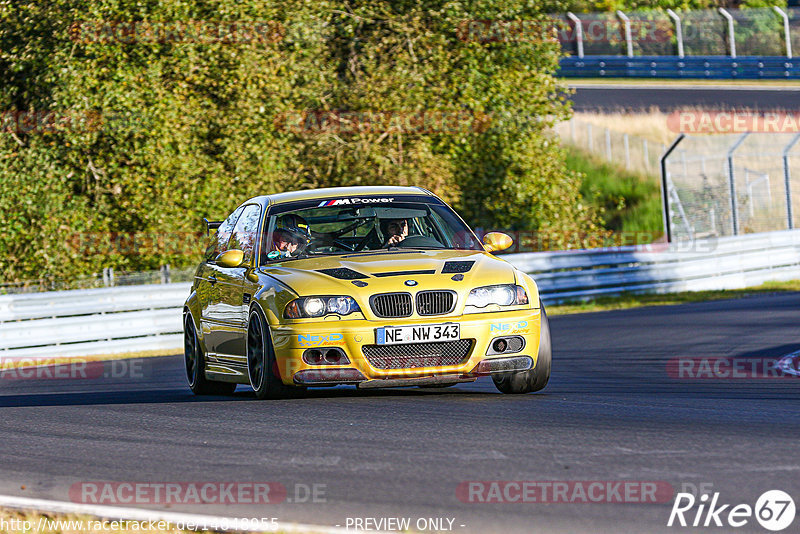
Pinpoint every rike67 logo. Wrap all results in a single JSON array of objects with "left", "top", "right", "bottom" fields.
[{"left": 668, "top": 490, "right": 796, "bottom": 531}]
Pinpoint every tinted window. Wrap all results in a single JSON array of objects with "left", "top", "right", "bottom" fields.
[
  {"left": 228, "top": 204, "right": 261, "bottom": 265},
  {"left": 204, "top": 205, "right": 244, "bottom": 262}
]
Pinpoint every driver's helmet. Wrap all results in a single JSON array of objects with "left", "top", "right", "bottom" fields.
[{"left": 273, "top": 214, "right": 311, "bottom": 250}]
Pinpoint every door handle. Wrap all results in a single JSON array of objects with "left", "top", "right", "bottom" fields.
[{"left": 208, "top": 275, "right": 217, "bottom": 285}]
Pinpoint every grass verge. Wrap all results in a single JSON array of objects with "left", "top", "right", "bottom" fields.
[
  {"left": 547, "top": 279, "right": 800, "bottom": 315},
  {"left": 565, "top": 145, "right": 663, "bottom": 237}
]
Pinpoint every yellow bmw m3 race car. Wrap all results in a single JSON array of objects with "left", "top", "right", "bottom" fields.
[{"left": 183, "top": 186, "right": 551, "bottom": 398}]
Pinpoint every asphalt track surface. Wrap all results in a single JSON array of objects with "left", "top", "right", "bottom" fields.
[
  {"left": 1, "top": 294, "right": 799, "bottom": 534},
  {"left": 569, "top": 84, "right": 800, "bottom": 112}
]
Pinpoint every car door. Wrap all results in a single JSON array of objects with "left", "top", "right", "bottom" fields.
[
  {"left": 197, "top": 206, "right": 244, "bottom": 357},
  {"left": 212, "top": 204, "right": 262, "bottom": 362}
]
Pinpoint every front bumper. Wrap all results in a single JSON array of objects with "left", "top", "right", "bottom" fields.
[{"left": 270, "top": 308, "right": 542, "bottom": 387}]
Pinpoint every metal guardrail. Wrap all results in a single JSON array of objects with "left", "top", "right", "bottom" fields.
[
  {"left": 559, "top": 55, "right": 800, "bottom": 79},
  {"left": 3, "top": 229, "right": 800, "bottom": 359},
  {"left": 0, "top": 283, "right": 189, "bottom": 359}
]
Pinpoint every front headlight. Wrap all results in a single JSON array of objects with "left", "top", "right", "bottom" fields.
[
  {"left": 465, "top": 284, "right": 528, "bottom": 309},
  {"left": 284, "top": 296, "right": 361, "bottom": 319}
]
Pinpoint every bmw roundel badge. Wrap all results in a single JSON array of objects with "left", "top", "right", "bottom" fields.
[{"left": 405, "top": 280, "right": 418, "bottom": 287}]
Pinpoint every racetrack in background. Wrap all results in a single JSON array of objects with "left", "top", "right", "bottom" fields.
[{"left": 569, "top": 84, "right": 800, "bottom": 113}]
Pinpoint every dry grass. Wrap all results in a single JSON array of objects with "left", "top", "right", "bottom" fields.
[{"left": 570, "top": 109, "right": 674, "bottom": 145}]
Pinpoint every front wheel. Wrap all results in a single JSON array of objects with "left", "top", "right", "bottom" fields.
[
  {"left": 184, "top": 313, "right": 237, "bottom": 396},
  {"left": 493, "top": 300, "right": 551, "bottom": 394},
  {"left": 247, "top": 308, "right": 303, "bottom": 400}
]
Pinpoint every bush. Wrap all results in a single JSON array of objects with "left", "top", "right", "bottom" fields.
[{"left": 0, "top": 0, "right": 599, "bottom": 282}]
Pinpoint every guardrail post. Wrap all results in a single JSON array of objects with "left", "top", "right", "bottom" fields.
[
  {"left": 660, "top": 134, "right": 685, "bottom": 243},
  {"left": 773, "top": 6, "right": 792, "bottom": 59},
  {"left": 566, "top": 12, "right": 584, "bottom": 58},
  {"left": 160, "top": 264, "right": 171, "bottom": 284},
  {"left": 666, "top": 9, "right": 684, "bottom": 58},
  {"left": 616, "top": 10, "right": 633, "bottom": 58},
  {"left": 727, "top": 133, "right": 749, "bottom": 236},
  {"left": 782, "top": 133, "right": 800, "bottom": 229},
  {"left": 718, "top": 8, "right": 736, "bottom": 58}
]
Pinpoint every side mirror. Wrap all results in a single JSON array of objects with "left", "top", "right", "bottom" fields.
[
  {"left": 215, "top": 249, "right": 245, "bottom": 268},
  {"left": 482, "top": 232, "right": 513, "bottom": 253}
]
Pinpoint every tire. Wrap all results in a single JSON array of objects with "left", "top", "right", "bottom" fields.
[
  {"left": 184, "top": 313, "right": 237, "bottom": 396},
  {"left": 247, "top": 308, "right": 303, "bottom": 400},
  {"left": 492, "top": 300, "right": 552, "bottom": 394}
]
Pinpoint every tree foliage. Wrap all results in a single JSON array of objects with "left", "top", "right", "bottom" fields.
[{"left": 0, "top": 0, "right": 600, "bottom": 282}]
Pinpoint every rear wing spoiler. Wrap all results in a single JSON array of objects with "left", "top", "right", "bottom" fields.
[{"left": 203, "top": 218, "right": 223, "bottom": 236}]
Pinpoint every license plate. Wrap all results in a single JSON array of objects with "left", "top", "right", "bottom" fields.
[{"left": 376, "top": 323, "right": 460, "bottom": 345}]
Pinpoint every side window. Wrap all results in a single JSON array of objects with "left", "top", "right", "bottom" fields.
[
  {"left": 228, "top": 204, "right": 261, "bottom": 265},
  {"left": 204, "top": 206, "right": 245, "bottom": 262}
]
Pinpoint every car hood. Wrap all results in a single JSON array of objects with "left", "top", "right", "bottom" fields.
[{"left": 258, "top": 249, "right": 517, "bottom": 299}]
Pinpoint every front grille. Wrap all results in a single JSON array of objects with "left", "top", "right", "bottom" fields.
[
  {"left": 363, "top": 339, "right": 474, "bottom": 369},
  {"left": 371, "top": 293, "right": 413, "bottom": 318},
  {"left": 416, "top": 290, "right": 456, "bottom": 316}
]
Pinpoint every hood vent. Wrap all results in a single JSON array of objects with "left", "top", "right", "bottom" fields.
[
  {"left": 442, "top": 261, "right": 475, "bottom": 274},
  {"left": 316, "top": 268, "right": 368, "bottom": 280},
  {"left": 373, "top": 269, "right": 435, "bottom": 278}
]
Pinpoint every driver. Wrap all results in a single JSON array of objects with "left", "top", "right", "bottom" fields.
[
  {"left": 381, "top": 218, "right": 409, "bottom": 246},
  {"left": 271, "top": 214, "right": 310, "bottom": 258}
]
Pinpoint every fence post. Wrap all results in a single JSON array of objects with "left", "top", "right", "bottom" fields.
[
  {"left": 666, "top": 9, "right": 684, "bottom": 58},
  {"left": 661, "top": 134, "right": 686, "bottom": 243},
  {"left": 727, "top": 133, "right": 749, "bottom": 236},
  {"left": 643, "top": 138, "right": 649, "bottom": 168},
  {"left": 782, "top": 133, "right": 800, "bottom": 229},
  {"left": 570, "top": 117, "right": 575, "bottom": 141},
  {"left": 773, "top": 6, "right": 792, "bottom": 59},
  {"left": 624, "top": 133, "right": 630, "bottom": 169},
  {"left": 718, "top": 8, "right": 736, "bottom": 58},
  {"left": 566, "top": 12, "right": 584, "bottom": 58},
  {"left": 605, "top": 128, "right": 612, "bottom": 161},
  {"left": 616, "top": 10, "right": 633, "bottom": 58},
  {"left": 587, "top": 123, "right": 593, "bottom": 151}
]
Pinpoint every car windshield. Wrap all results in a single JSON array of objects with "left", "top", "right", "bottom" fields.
[{"left": 261, "top": 199, "right": 482, "bottom": 263}]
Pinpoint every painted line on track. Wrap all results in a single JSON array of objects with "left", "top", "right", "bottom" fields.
[{"left": 0, "top": 494, "right": 379, "bottom": 534}]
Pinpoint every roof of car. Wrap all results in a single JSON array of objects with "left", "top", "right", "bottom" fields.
[{"left": 249, "top": 186, "right": 436, "bottom": 206}]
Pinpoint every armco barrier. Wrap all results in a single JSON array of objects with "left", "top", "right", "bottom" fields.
[
  {"left": 0, "top": 283, "right": 189, "bottom": 360},
  {"left": 3, "top": 229, "right": 800, "bottom": 360},
  {"left": 559, "top": 55, "right": 800, "bottom": 79}
]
